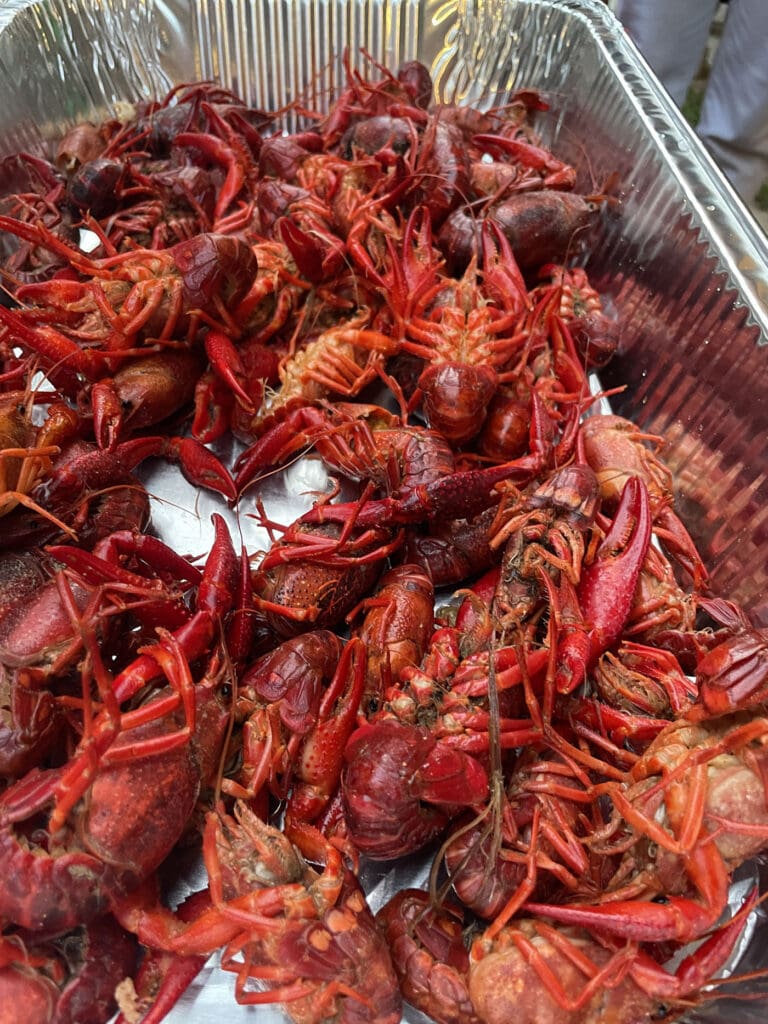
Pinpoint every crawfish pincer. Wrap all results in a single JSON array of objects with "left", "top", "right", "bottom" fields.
[{"left": 554, "top": 475, "right": 652, "bottom": 694}]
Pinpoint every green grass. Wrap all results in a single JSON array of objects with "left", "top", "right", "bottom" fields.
[{"left": 681, "top": 86, "right": 704, "bottom": 128}]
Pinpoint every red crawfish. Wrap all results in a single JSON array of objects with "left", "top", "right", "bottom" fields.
[
  {"left": 29, "top": 432, "right": 237, "bottom": 515},
  {"left": 115, "top": 801, "right": 403, "bottom": 1024},
  {"left": 377, "top": 886, "right": 758, "bottom": 1024},
  {"left": 221, "top": 629, "right": 345, "bottom": 803},
  {"left": 234, "top": 400, "right": 536, "bottom": 529},
  {"left": 467, "top": 903, "right": 757, "bottom": 1024},
  {"left": 0, "top": 218, "right": 258, "bottom": 392},
  {"left": 440, "top": 749, "right": 603, "bottom": 927},
  {"left": 0, "top": 914, "right": 137, "bottom": 1024},
  {"left": 0, "top": 388, "right": 82, "bottom": 540},
  {"left": 580, "top": 414, "right": 708, "bottom": 589},
  {"left": 438, "top": 188, "right": 600, "bottom": 277},
  {"left": 552, "top": 475, "right": 653, "bottom": 696},
  {"left": 286, "top": 405, "right": 563, "bottom": 537},
  {"left": 339, "top": 627, "right": 552, "bottom": 861},
  {"left": 0, "top": 547, "right": 89, "bottom": 780},
  {"left": 385, "top": 209, "right": 530, "bottom": 446},
  {"left": 375, "top": 888, "right": 480, "bottom": 1024},
  {"left": 29, "top": 512, "right": 240, "bottom": 845},
  {"left": 348, "top": 562, "right": 435, "bottom": 711},
  {"left": 88, "top": 346, "right": 205, "bottom": 449},
  {"left": 689, "top": 597, "right": 768, "bottom": 718},
  {"left": 403, "top": 505, "right": 499, "bottom": 588},
  {"left": 224, "top": 634, "right": 369, "bottom": 859},
  {"left": 524, "top": 707, "right": 768, "bottom": 948},
  {"left": 251, "top": 496, "right": 403, "bottom": 639},
  {"left": 488, "top": 461, "right": 601, "bottom": 635},
  {"left": 533, "top": 263, "right": 620, "bottom": 371},
  {"left": 341, "top": 718, "right": 491, "bottom": 860},
  {"left": 0, "top": 657, "right": 230, "bottom": 933},
  {"left": 231, "top": 309, "right": 394, "bottom": 457},
  {"left": 316, "top": 53, "right": 431, "bottom": 150}
]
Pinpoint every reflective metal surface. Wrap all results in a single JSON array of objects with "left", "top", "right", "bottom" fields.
[{"left": 0, "top": 1, "right": 766, "bottom": 1020}]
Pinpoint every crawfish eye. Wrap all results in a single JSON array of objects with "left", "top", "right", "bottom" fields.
[{"left": 365, "top": 696, "right": 380, "bottom": 716}]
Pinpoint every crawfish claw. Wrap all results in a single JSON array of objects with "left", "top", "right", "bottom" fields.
[{"left": 556, "top": 475, "right": 652, "bottom": 693}]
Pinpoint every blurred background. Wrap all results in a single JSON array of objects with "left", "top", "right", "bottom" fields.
[{"left": 606, "top": 0, "right": 768, "bottom": 234}]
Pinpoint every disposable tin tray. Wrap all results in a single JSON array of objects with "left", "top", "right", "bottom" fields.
[{"left": 0, "top": 0, "right": 766, "bottom": 1021}]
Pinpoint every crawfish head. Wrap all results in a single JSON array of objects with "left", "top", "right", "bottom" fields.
[
  {"left": 0, "top": 664, "right": 64, "bottom": 779},
  {"left": 240, "top": 629, "right": 343, "bottom": 735},
  {"left": 341, "top": 720, "right": 489, "bottom": 860},
  {"left": 418, "top": 362, "right": 499, "bottom": 446},
  {"left": 171, "top": 233, "right": 258, "bottom": 313},
  {"left": 526, "top": 463, "right": 600, "bottom": 529},
  {"left": 254, "top": 522, "right": 394, "bottom": 639},
  {"left": 235, "top": 867, "right": 403, "bottom": 1024},
  {"left": 468, "top": 920, "right": 650, "bottom": 1024},
  {"left": 209, "top": 802, "right": 308, "bottom": 900},
  {"left": 376, "top": 888, "right": 479, "bottom": 1024},
  {"left": 65, "top": 157, "right": 126, "bottom": 218}
]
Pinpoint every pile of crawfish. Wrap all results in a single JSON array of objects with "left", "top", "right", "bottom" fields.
[{"left": 0, "top": 53, "right": 766, "bottom": 1024}]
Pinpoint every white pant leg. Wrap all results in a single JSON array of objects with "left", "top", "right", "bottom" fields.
[
  {"left": 614, "top": 0, "right": 721, "bottom": 105},
  {"left": 697, "top": 0, "right": 768, "bottom": 201}
]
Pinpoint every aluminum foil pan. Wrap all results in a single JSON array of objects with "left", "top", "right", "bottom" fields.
[{"left": 0, "top": 0, "right": 767, "bottom": 1021}]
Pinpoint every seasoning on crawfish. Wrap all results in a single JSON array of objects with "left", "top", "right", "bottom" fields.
[{"left": 0, "top": 52, "right": 763, "bottom": 1024}]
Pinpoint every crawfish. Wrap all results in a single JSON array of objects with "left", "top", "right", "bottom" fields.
[
  {"left": 117, "top": 801, "right": 403, "bottom": 1024},
  {"left": 0, "top": 649, "right": 230, "bottom": 933},
  {"left": 0, "top": 548, "right": 110, "bottom": 686},
  {"left": 378, "top": 877, "right": 756, "bottom": 1024},
  {"left": 341, "top": 718, "right": 491, "bottom": 860},
  {"left": 387, "top": 209, "right": 530, "bottom": 446},
  {"left": 488, "top": 462, "right": 600, "bottom": 634},
  {"left": 348, "top": 562, "right": 435, "bottom": 711},
  {"left": 0, "top": 548, "right": 86, "bottom": 776},
  {"left": 525, "top": 706, "right": 768, "bottom": 950},
  {"left": 534, "top": 264, "right": 619, "bottom": 371},
  {"left": 235, "top": 400, "right": 499, "bottom": 515},
  {"left": 375, "top": 888, "right": 480, "bottom": 1024},
  {"left": 316, "top": 52, "right": 431, "bottom": 150},
  {"left": 468, "top": 906, "right": 756, "bottom": 1024},
  {"left": 233, "top": 311, "right": 394, "bottom": 450},
  {"left": 340, "top": 623, "right": 553, "bottom": 861},
  {"left": 403, "top": 505, "right": 499, "bottom": 588},
  {"left": 0, "top": 661, "right": 64, "bottom": 782},
  {"left": 580, "top": 414, "right": 708, "bottom": 588},
  {"left": 222, "top": 630, "right": 345, "bottom": 803},
  {"left": 566, "top": 641, "right": 699, "bottom": 755},
  {"left": 251, "top": 499, "right": 403, "bottom": 639},
  {"left": 0, "top": 388, "right": 81, "bottom": 539},
  {"left": 224, "top": 633, "right": 369, "bottom": 867},
  {"left": 0, "top": 914, "right": 137, "bottom": 1024},
  {"left": 440, "top": 748, "right": 603, "bottom": 927},
  {"left": 0, "top": 220, "right": 258, "bottom": 391},
  {"left": 438, "top": 188, "right": 600, "bottom": 277},
  {"left": 88, "top": 346, "right": 205, "bottom": 449},
  {"left": 691, "top": 598, "right": 768, "bottom": 717}
]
